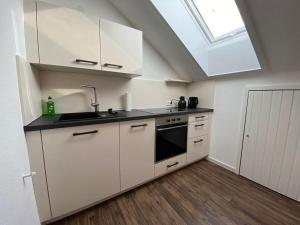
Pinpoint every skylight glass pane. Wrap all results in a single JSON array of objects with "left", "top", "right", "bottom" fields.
[{"left": 193, "top": 0, "right": 245, "bottom": 39}]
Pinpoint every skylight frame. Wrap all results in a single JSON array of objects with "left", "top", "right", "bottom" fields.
[{"left": 184, "top": 0, "right": 246, "bottom": 44}]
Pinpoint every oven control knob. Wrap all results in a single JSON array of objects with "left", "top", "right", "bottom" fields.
[
  {"left": 166, "top": 119, "right": 170, "bottom": 122},
  {"left": 171, "top": 118, "right": 176, "bottom": 122},
  {"left": 177, "top": 118, "right": 181, "bottom": 121}
]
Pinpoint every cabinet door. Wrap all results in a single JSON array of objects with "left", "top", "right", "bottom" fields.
[
  {"left": 100, "top": 19, "right": 143, "bottom": 76},
  {"left": 120, "top": 119, "right": 155, "bottom": 190},
  {"left": 26, "top": 131, "right": 51, "bottom": 222},
  {"left": 187, "top": 135, "right": 209, "bottom": 163},
  {"left": 37, "top": 1, "right": 100, "bottom": 70},
  {"left": 41, "top": 123, "right": 120, "bottom": 217}
]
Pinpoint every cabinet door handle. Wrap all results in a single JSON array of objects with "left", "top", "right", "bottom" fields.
[
  {"left": 167, "top": 162, "right": 179, "bottom": 168},
  {"left": 131, "top": 124, "right": 148, "bottom": 128},
  {"left": 157, "top": 124, "right": 188, "bottom": 132},
  {"left": 73, "top": 130, "right": 98, "bottom": 136},
  {"left": 103, "top": 63, "right": 123, "bottom": 69},
  {"left": 194, "top": 139, "right": 204, "bottom": 144},
  {"left": 195, "top": 116, "right": 205, "bottom": 119},
  {"left": 195, "top": 124, "right": 205, "bottom": 127},
  {"left": 22, "top": 171, "right": 37, "bottom": 182},
  {"left": 75, "top": 59, "right": 98, "bottom": 65}
]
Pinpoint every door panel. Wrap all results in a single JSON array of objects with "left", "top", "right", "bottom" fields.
[
  {"left": 268, "top": 91, "right": 293, "bottom": 190},
  {"left": 241, "top": 91, "right": 263, "bottom": 180},
  {"left": 240, "top": 90, "right": 300, "bottom": 202},
  {"left": 260, "top": 91, "right": 282, "bottom": 186},
  {"left": 252, "top": 91, "right": 272, "bottom": 183},
  {"left": 278, "top": 91, "right": 300, "bottom": 195},
  {"left": 240, "top": 91, "right": 254, "bottom": 175}
]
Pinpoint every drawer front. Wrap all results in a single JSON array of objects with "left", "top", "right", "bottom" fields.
[
  {"left": 155, "top": 154, "right": 186, "bottom": 177},
  {"left": 188, "top": 113, "right": 209, "bottom": 122},
  {"left": 188, "top": 120, "right": 209, "bottom": 138},
  {"left": 187, "top": 135, "right": 209, "bottom": 163}
]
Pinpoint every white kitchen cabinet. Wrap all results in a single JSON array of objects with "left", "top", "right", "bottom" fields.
[
  {"left": 120, "top": 119, "right": 155, "bottom": 190},
  {"left": 41, "top": 123, "right": 120, "bottom": 217},
  {"left": 187, "top": 135, "right": 209, "bottom": 163},
  {"left": 26, "top": 131, "right": 51, "bottom": 222},
  {"left": 187, "top": 113, "right": 211, "bottom": 163},
  {"left": 36, "top": 1, "right": 101, "bottom": 70},
  {"left": 100, "top": 19, "right": 143, "bottom": 76}
]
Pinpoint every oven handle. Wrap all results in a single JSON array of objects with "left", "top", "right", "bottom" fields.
[{"left": 156, "top": 124, "right": 188, "bottom": 132}]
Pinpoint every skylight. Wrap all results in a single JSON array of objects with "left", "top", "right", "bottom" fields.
[
  {"left": 186, "top": 0, "right": 246, "bottom": 42},
  {"left": 151, "top": 0, "right": 261, "bottom": 76}
]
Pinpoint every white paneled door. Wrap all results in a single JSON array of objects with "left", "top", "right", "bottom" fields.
[{"left": 240, "top": 90, "right": 300, "bottom": 201}]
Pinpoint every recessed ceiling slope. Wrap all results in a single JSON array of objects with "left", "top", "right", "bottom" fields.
[
  {"left": 236, "top": 0, "right": 300, "bottom": 73},
  {"left": 151, "top": 0, "right": 261, "bottom": 77},
  {"left": 109, "top": 0, "right": 207, "bottom": 81}
]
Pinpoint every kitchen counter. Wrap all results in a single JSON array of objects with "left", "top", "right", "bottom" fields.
[{"left": 24, "top": 108, "right": 213, "bottom": 132}]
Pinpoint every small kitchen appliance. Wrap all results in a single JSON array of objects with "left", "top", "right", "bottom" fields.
[
  {"left": 188, "top": 97, "right": 199, "bottom": 109},
  {"left": 178, "top": 96, "right": 187, "bottom": 110}
]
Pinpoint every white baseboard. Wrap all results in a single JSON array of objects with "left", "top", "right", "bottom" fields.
[{"left": 207, "top": 156, "right": 237, "bottom": 173}]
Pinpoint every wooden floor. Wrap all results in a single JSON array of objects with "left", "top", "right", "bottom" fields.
[{"left": 51, "top": 160, "right": 300, "bottom": 225}]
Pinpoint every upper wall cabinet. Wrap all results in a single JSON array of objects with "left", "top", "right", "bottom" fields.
[
  {"left": 24, "top": 0, "right": 143, "bottom": 77},
  {"left": 100, "top": 19, "right": 143, "bottom": 76},
  {"left": 36, "top": 1, "right": 101, "bottom": 70}
]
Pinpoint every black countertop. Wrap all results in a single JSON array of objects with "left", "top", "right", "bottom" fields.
[{"left": 24, "top": 108, "right": 213, "bottom": 132}]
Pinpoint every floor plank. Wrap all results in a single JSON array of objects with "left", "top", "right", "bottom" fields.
[{"left": 50, "top": 160, "right": 300, "bottom": 225}]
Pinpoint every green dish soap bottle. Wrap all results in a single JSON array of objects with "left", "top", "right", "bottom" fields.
[{"left": 46, "top": 96, "right": 55, "bottom": 117}]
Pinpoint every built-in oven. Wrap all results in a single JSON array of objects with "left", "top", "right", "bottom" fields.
[{"left": 155, "top": 115, "right": 188, "bottom": 163}]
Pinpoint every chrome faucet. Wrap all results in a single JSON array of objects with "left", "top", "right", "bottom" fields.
[{"left": 81, "top": 85, "right": 99, "bottom": 112}]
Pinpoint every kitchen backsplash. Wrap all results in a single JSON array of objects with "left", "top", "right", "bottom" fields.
[{"left": 39, "top": 70, "right": 188, "bottom": 113}]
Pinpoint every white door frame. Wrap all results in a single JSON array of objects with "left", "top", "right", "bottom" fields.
[{"left": 235, "top": 84, "right": 300, "bottom": 175}]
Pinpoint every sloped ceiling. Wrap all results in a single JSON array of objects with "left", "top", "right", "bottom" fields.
[
  {"left": 236, "top": 0, "right": 300, "bottom": 73},
  {"left": 110, "top": 0, "right": 300, "bottom": 79},
  {"left": 109, "top": 0, "right": 207, "bottom": 81}
]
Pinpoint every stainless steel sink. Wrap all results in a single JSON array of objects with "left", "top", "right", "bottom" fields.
[{"left": 57, "top": 112, "right": 120, "bottom": 122}]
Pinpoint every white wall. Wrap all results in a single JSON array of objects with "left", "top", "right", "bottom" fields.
[
  {"left": 39, "top": 71, "right": 187, "bottom": 113},
  {"left": 189, "top": 71, "right": 300, "bottom": 172},
  {"left": 187, "top": 80, "right": 215, "bottom": 108},
  {"left": 0, "top": 1, "right": 40, "bottom": 225}
]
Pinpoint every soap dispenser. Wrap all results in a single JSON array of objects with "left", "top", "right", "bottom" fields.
[{"left": 46, "top": 96, "right": 55, "bottom": 117}]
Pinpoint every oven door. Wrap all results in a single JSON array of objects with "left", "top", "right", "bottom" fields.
[{"left": 155, "top": 123, "right": 188, "bottom": 162}]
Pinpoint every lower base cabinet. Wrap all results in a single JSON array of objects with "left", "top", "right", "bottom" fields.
[
  {"left": 41, "top": 123, "right": 120, "bottom": 217},
  {"left": 187, "top": 113, "right": 211, "bottom": 163},
  {"left": 120, "top": 119, "right": 155, "bottom": 190},
  {"left": 26, "top": 113, "right": 212, "bottom": 222}
]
